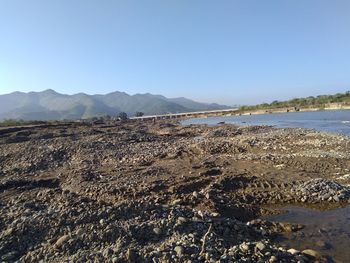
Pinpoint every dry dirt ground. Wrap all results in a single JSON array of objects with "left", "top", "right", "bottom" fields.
[{"left": 0, "top": 120, "right": 349, "bottom": 262}]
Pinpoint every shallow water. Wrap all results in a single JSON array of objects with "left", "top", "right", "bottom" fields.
[
  {"left": 182, "top": 110, "right": 350, "bottom": 136},
  {"left": 266, "top": 205, "right": 350, "bottom": 262}
]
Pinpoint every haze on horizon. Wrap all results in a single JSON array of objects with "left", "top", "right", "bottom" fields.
[{"left": 1, "top": 0, "right": 350, "bottom": 105}]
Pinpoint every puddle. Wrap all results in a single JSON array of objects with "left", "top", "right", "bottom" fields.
[{"left": 266, "top": 205, "right": 350, "bottom": 262}]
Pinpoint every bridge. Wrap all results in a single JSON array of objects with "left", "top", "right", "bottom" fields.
[{"left": 130, "top": 108, "right": 239, "bottom": 120}]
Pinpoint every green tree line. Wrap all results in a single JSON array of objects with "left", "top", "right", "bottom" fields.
[{"left": 239, "top": 91, "right": 350, "bottom": 112}]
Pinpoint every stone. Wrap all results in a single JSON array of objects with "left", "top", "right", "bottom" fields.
[
  {"left": 174, "top": 246, "right": 184, "bottom": 257},
  {"left": 280, "top": 223, "right": 293, "bottom": 232},
  {"left": 172, "top": 199, "right": 182, "bottom": 205},
  {"left": 239, "top": 243, "right": 249, "bottom": 252},
  {"left": 3, "top": 227, "right": 14, "bottom": 236},
  {"left": 269, "top": 255, "right": 278, "bottom": 262},
  {"left": 103, "top": 247, "right": 113, "bottom": 258},
  {"left": 54, "top": 234, "right": 70, "bottom": 248},
  {"left": 153, "top": 227, "right": 162, "bottom": 235},
  {"left": 287, "top": 248, "right": 300, "bottom": 255},
  {"left": 255, "top": 241, "right": 266, "bottom": 251},
  {"left": 302, "top": 249, "right": 321, "bottom": 259},
  {"left": 75, "top": 228, "right": 85, "bottom": 237}
]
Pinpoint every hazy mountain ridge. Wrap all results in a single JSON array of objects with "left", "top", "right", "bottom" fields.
[{"left": 0, "top": 90, "right": 229, "bottom": 120}]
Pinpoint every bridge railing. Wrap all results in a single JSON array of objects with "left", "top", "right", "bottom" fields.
[{"left": 130, "top": 108, "right": 239, "bottom": 120}]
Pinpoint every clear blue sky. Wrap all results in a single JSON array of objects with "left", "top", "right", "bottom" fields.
[{"left": 1, "top": 0, "right": 350, "bottom": 105}]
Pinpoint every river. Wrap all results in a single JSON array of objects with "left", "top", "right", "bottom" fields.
[{"left": 182, "top": 109, "right": 350, "bottom": 136}]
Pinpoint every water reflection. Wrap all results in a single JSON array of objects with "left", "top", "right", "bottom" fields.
[{"left": 266, "top": 205, "right": 350, "bottom": 262}]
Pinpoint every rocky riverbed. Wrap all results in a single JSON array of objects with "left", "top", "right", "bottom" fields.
[{"left": 0, "top": 120, "right": 349, "bottom": 262}]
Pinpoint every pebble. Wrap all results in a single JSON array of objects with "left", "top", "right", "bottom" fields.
[
  {"left": 75, "top": 228, "right": 85, "bottom": 236},
  {"left": 153, "top": 227, "right": 162, "bottom": 235},
  {"left": 287, "top": 248, "right": 300, "bottom": 255},
  {"left": 174, "top": 246, "right": 184, "bottom": 257},
  {"left": 239, "top": 243, "right": 249, "bottom": 252},
  {"left": 255, "top": 241, "right": 266, "bottom": 251},
  {"left": 269, "top": 255, "right": 278, "bottom": 262},
  {"left": 54, "top": 234, "right": 70, "bottom": 248},
  {"left": 172, "top": 199, "right": 182, "bottom": 205},
  {"left": 292, "top": 178, "right": 350, "bottom": 203},
  {"left": 177, "top": 217, "right": 187, "bottom": 224},
  {"left": 302, "top": 249, "right": 321, "bottom": 259}
]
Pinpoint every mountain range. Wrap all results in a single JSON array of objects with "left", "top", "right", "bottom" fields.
[{"left": 0, "top": 89, "right": 229, "bottom": 120}]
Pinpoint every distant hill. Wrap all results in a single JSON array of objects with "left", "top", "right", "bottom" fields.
[{"left": 0, "top": 89, "right": 229, "bottom": 121}]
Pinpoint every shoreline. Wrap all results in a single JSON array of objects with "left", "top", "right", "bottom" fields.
[{"left": 235, "top": 104, "right": 350, "bottom": 116}]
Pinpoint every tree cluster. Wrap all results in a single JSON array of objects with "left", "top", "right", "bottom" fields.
[{"left": 239, "top": 91, "right": 350, "bottom": 112}]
